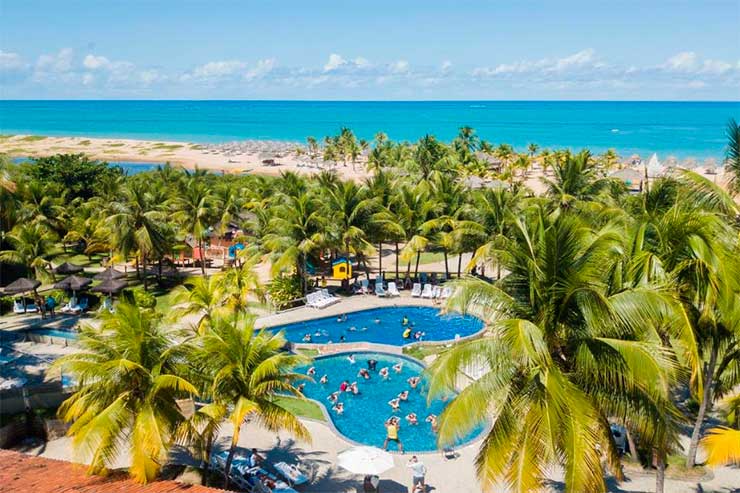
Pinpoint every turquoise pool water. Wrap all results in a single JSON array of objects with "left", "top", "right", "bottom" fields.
[
  {"left": 298, "top": 352, "right": 484, "bottom": 452},
  {"left": 28, "top": 329, "right": 78, "bottom": 340},
  {"left": 273, "top": 306, "right": 483, "bottom": 346}
]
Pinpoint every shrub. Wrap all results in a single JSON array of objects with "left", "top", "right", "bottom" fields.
[
  {"left": 131, "top": 289, "right": 157, "bottom": 309},
  {"left": 267, "top": 275, "right": 302, "bottom": 310}
]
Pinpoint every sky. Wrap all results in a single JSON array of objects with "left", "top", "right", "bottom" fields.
[{"left": 1, "top": 0, "right": 739, "bottom": 100}]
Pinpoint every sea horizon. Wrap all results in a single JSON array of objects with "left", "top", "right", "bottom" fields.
[{"left": 2, "top": 99, "right": 739, "bottom": 160}]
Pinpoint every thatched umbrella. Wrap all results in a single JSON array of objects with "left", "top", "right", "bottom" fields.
[
  {"left": 53, "top": 275, "right": 92, "bottom": 300},
  {"left": 53, "top": 262, "right": 84, "bottom": 275},
  {"left": 3, "top": 277, "right": 41, "bottom": 313},
  {"left": 93, "top": 267, "right": 126, "bottom": 281},
  {"left": 91, "top": 278, "right": 127, "bottom": 295}
]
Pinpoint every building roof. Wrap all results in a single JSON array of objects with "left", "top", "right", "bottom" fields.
[{"left": 0, "top": 450, "right": 228, "bottom": 493}]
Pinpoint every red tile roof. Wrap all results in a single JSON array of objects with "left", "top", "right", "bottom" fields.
[{"left": 0, "top": 450, "right": 230, "bottom": 493}]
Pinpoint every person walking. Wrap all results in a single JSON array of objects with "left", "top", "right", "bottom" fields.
[{"left": 406, "top": 455, "right": 426, "bottom": 491}]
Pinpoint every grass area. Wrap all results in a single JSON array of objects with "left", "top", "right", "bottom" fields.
[
  {"left": 190, "top": 144, "right": 205, "bottom": 150},
  {"left": 106, "top": 142, "right": 125, "bottom": 147},
  {"left": 154, "top": 288, "right": 181, "bottom": 313},
  {"left": 296, "top": 348, "right": 320, "bottom": 357},
  {"left": 79, "top": 140, "right": 91, "bottom": 146},
  {"left": 403, "top": 343, "right": 449, "bottom": 361},
  {"left": 54, "top": 251, "right": 106, "bottom": 268},
  {"left": 273, "top": 396, "right": 325, "bottom": 421},
  {"left": 20, "top": 135, "right": 48, "bottom": 142},
  {"left": 0, "top": 134, "right": 14, "bottom": 141},
  {"left": 5, "top": 148, "right": 29, "bottom": 154},
  {"left": 417, "top": 251, "right": 445, "bottom": 265},
  {"left": 151, "top": 143, "right": 183, "bottom": 151}
]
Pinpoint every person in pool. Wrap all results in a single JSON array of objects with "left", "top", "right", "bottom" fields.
[
  {"left": 426, "top": 414, "right": 438, "bottom": 433},
  {"left": 414, "top": 331, "right": 425, "bottom": 340},
  {"left": 339, "top": 380, "right": 350, "bottom": 392},
  {"left": 388, "top": 397, "right": 401, "bottom": 411},
  {"left": 307, "top": 367, "right": 316, "bottom": 376},
  {"left": 358, "top": 368, "right": 370, "bottom": 379},
  {"left": 297, "top": 383, "right": 306, "bottom": 393},
  {"left": 407, "top": 376, "right": 421, "bottom": 389},
  {"left": 398, "top": 390, "right": 409, "bottom": 401},
  {"left": 302, "top": 333, "right": 312, "bottom": 342},
  {"left": 406, "top": 413, "right": 418, "bottom": 425},
  {"left": 374, "top": 317, "right": 381, "bottom": 324},
  {"left": 402, "top": 315, "right": 409, "bottom": 326},
  {"left": 383, "top": 417, "right": 403, "bottom": 453},
  {"left": 339, "top": 335, "right": 346, "bottom": 342},
  {"left": 393, "top": 362, "right": 403, "bottom": 373},
  {"left": 379, "top": 367, "right": 390, "bottom": 379},
  {"left": 367, "top": 359, "right": 378, "bottom": 371},
  {"left": 402, "top": 327, "right": 412, "bottom": 339},
  {"left": 350, "top": 382, "right": 360, "bottom": 394},
  {"left": 332, "top": 402, "right": 344, "bottom": 415},
  {"left": 327, "top": 391, "right": 340, "bottom": 403},
  {"left": 347, "top": 353, "right": 355, "bottom": 364},
  {"left": 319, "top": 374, "right": 329, "bottom": 384}
]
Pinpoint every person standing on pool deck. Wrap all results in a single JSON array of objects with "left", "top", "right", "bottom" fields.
[
  {"left": 383, "top": 417, "right": 403, "bottom": 453},
  {"left": 407, "top": 456, "right": 426, "bottom": 490}
]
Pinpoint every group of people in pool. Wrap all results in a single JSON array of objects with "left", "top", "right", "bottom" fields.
[
  {"left": 401, "top": 315, "right": 426, "bottom": 341},
  {"left": 300, "top": 314, "right": 427, "bottom": 344}
]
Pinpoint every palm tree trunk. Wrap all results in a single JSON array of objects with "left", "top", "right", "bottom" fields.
[
  {"left": 457, "top": 253, "right": 462, "bottom": 278},
  {"left": 687, "top": 342, "right": 719, "bottom": 467},
  {"left": 142, "top": 255, "right": 148, "bottom": 290},
  {"left": 201, "top": 434, "right": 215, "bottom": 485},
  {"left": 443, "top": 250, "right": 449, "bottom": 279},
  {"left": 625, "top": 426, "right": 637, "bottom": 458},
  {"left": 414, "top": 251, "right": 421, "bottom": 279},
  {"left": 223, "top": 440, "right": 238, "bottom": 490},
  {"left": 655, "top": 450, "right": 666, "bottom": 493},
  {"left": 395, "top": 242, "right": 400, "bottom": 280},
  {"left": 199, "top": 238, "right": 206, "bottom": 276}
]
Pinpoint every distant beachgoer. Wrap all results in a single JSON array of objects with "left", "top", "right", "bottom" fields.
[
  {"left": 398, "top": 390, "right": 409, "bottom": 401},
  {"left": 327, "top": 391, "right": 340, "bottom": 403},
  {"left": 347, "top": 354, "right": 355, "bottom": 364},
  {"left": 379, "top": 367, "right": 389, "bottom": 379},
  {"left": 368, "top": 359, "right": 378, "bottom": 371},
  {"left": 406, "top": 413, "right": 418, "bottom": 425},
  {"left": 383, "top": 418, "right": 403, "bottom": 453},
  {"left": 350, "top": 382, "right": 359, "bottom": 394},
  {"left": 358, "top": 368, "right": 370, "bottom": 379},
  {"left": 407, "top": 376, "right": 421, "bottom": 389},
  {"left": 388, "top": 398, "right": 401, "bottom": 411},
  {"left": 393, "top": 362, "right": 403, "bottom": 373},
  {"left": 402, "top": 316, "right": 409, "bottom": 326},
  {"left": 249, "top": 448, "right": 264, "bottom": 468},
  {"left": 332, "top": 402, "right": 344, "bottom": 415},
  {"left": 340, "top": 335, "right": 346, "bottom": 342},
  {"left": 319, "top": 374, "right": 329, "bottom": 384},
  {"left": 307, "top": 367, "right": 316, "bottom": 376},
  {"left": 297, "top": 383, "right": 305, "bottom": 393}
]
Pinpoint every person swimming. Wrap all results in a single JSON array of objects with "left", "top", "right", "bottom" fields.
[
  {"left": 398, "top": 390, "right": 409, "bottom": 401},
  {"left": 406, "top": 413, "right": 418, "bottom": 425},
  {"left": 339, "top": 335, "right": 346, "bottom": 342},
  {"left": 388, "top": 398, "right": 401, "bottom": 411},
  {"left": 349, "top": 382, "right": 360, "bottom": 394},
  {"left": 307, "top": 367, "right": 316, "bottom": 376},
  {"left": 302, "top": 333, "right": 312, "bottom": 342},
  {"left": 368, "top": 359, "right": 378, "bottom": 371},
  {"left": 332, "top": 402, "right": 344, "bottom": 415},
  {"left": 339, "top": 380, "right": 350, "bottom": 392},
  {"left": 402, "top": 327, "right": 412, "bottom": 339},
  {"left": 319, "top": 374, "right": 329, "bottom": 384},
  {"left": 348, "top": 326, "right": 357, "bottom": 331},
  {"left": 413, "top": 331, "right": 425, "bottom": 340},
  {"left": 407, "top": 376, "right": 421, "bottom": 389},
  {"left": 402, "top": 315, "right": 409, "bottom": 326},
  {"left": 358, "top": 368, "right": 370, "bottom": 379},
  {"left": 374, "top": 318, "right": 381, "bottom": 324},
  {"left": 347, "top": 354, "right": 355, "bottom": 364},
  {"left": 327, "top": 391, "right": 340, "bottom": 403},
  {"left": 426, "top": 414, "right": 438, "bottom": 433},
  {"left": 379, "top": 367, "right": 390, "bottom": 379},
  {"left": 392, "top": 362, "right": 403, "bottom": 373},
  {"left": 297, "top": 383, "right": 306, "bottom": 393}
]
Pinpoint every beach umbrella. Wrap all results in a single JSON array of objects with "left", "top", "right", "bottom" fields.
[
  {"left": 93, "top": 267, "right": 126, "bottom": 281},
  {"left": 3, "top": 277, "right": 41, "bottom": 295},
  {"left": 91, "top": 278, "right": 127, "bottom": 295},
  {"left": 53, "top": 275, "right": 92, "bottom": 300},
  {"left": 337, "top": 446, "right": 394, "bottom": 476},
  {"left": 53, "top": 262, "right": 84, "bottom": 275}
]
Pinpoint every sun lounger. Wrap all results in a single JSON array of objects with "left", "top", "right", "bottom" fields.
[
  {"left": 306, "top": 291, "right": 340, "bottom": 309},
  {"left": 432, "top": 286, "right": 442, "bottom": 299},
  {"left": 411, "top": 283, "right": 422, "bottom": 297},
  {"left": 13, "top": 301, "right": 28, "bottom": 314},
  {"left": 375, "top": 278, "right": 386, "bottom": 297},
  {"left": 421, "top": 283, "right": 433, "bottom": 298},
  {"left": 441, "top": 286, "right": 452, "bottom": 299},
  {"left": 273, "top": 461, "right": 309, "bottom": 486},
  {"left": 387, "top": 282, "right": 400, "bottom": 297}
]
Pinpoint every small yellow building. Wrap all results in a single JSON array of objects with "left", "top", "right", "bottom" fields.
[{"left": 332, "top": 258, "right": 352, "bottom": 280}]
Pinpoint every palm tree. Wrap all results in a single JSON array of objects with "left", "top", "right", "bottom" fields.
[
  {"left": 543, "top": 150, "right": 615, "bottom": 205},
  {"left": 527, "top": 143, "right": 539, "bottom": 157},
  {"left": 172, "top": 275, "right": 224, "bottom": 334},
  {"left": 52, "top": 302, "right": 197, "bottom": 484},
  {"left": 325, "top": 180, "right": 374, "bottom": 270},
  {"left": 427, "top": 212, "right": 687, "bottom": 493},
  {"left": 724, "top": 118, "right": 740, "bottom": 194},
  {"left": 0, "top": 222, "right": 57, "bottom": 281},
  {"left": 391, "top": 182, "right": 438, "bottom": 278},
  {"left": 217, "top": 249, "right": 264, "bottom": 315},
  {"left": 174, "top": 177, "right": 218, "bottom": 275},
  {"left": 197, "top": 315, "right": 310, "bottom": 489}
]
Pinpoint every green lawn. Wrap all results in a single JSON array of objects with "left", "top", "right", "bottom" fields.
[
  {"left": 273, "top": 396, "right": 325, "bottom": 421},
  {"left": 403, "top": 343, "right": 449, "bottom": 361},
  {"left": 53, "top": 252, "right": 106, "bottom": 268},
  {"left": 417, "top": 252, "right": 445, "bottom": 265}
]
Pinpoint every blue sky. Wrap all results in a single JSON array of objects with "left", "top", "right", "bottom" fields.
[{"left": 1, "top": 0, "right": 739, "bottom": 100}]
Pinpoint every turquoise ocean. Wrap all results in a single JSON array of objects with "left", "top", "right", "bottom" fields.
[{"left": 1, "top": 100, "right": 739, "bottom": 159}]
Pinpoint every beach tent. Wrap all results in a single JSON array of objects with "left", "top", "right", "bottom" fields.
[
  {"left": 646, "top": 153, "right": 663, "bottom": 178},
  {"left": 332, "top": 258, "right": 352, "bottom": 280}
]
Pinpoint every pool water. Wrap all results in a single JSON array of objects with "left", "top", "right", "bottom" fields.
[
  {"left": 273, "top": 306, "right": 483, "bottom": 346},
  {"left": 297, "top": 352, "right": 484, "bottom": 452},
  {"left": 28, "top": 329, "right": 78, "bottom": 339}
]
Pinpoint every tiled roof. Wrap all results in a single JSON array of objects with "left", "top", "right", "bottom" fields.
[{"left": 0, "top": 450, "right": 229, "bottom": 493}]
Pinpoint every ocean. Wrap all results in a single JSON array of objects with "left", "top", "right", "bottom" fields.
[{"left": 1, "top": 100, "right": 739, "bottom": 159}]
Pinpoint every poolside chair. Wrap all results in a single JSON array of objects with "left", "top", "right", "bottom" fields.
[
  {"left": 273, "top": 462, "right": 309, "bottom": 487},
  {"left": 443, "top": 446, "right": 458, "bottom": 460},
  {"left": 360, "top": 278, "right": 370, "bottom": 295},
  {"left": 411, "top": 283, "right": 422, "bottom": 297},
  {"left": 387, "top": 281, "right": 400, "bottom": 297},
  {"left": 432, "top": 286, "right": 442, "bottom": 299},
  {"left": 421, "top": 283, "right": 433, "bottom": 298},
  {"left": 12, "top": 300, "right": 27, "bottom": 314},
  {"left": 441, "top": 286, "right": 452, "bottom": 299},
  {"left": 375, "top": 282, "right": 386, "bottom": 297}
]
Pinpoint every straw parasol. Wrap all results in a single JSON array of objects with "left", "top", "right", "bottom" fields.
[
  {"left": 53, "top": 275, "right": 92, "bottom": 297},
  {"left": 3, "top": 277, "right": 41, "bottom": 295},
  {"left": 337, "top": 446, "right": 394, "bottom": 476},
  {"left": 94, "top": 267, "right": 126, "bottom": 281},
  {"left": 53, "top": 262, "right": 84, "bottom": 275},
  {"left": 91, "top": 278, "right": 127, "bottom": 295}
]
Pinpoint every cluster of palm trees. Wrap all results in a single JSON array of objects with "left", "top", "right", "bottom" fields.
[{"left": 1, "top": 119, "right": 740, "bottom": 492}]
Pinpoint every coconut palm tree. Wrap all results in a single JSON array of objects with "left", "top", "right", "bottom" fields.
[
  {"left": 427, "top": 212, "right": 687, "bottom": 493},
  {"left": 543, "top": 150, "right": 615, "bottom": 206},
  {"left": 172, "top": 275, "right": 224, "bottom": 334},
  {"left": 197, "top": 315, "right": 310, "bottom": 489},
  {"left": 527, "top": 143, "right": 539, "bottom": 157},
  {"left": 724, "top": 118, "right": 740, "bottom": 195},
  {"left": 325, "top": 180, "right": 374, "bottom": 269},
  {"left": 174, "top": 177, "right": 218, "bottom": 275},
  {"left": 0, "top": 222, "right": 57, "bottom": 281},
  {"left": 217, "top": 249, "right": 264, "bottom": 315},
  {"left": 52, "top": 302, "right": 197, "bottom": 484},
  {"left": 391, "top": 182, "right": 439, "bottom": 278}
]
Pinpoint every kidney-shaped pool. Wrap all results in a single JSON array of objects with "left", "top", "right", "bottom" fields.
[
  {"left": 297, "top": 352, "right": 484, "bottom": 452},
  {"left": 271, "top": 306, "right": 483, "bottom": 346}
]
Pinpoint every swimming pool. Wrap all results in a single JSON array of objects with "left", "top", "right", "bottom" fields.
[
  {"left": 272, "top": 306, "right": 484, "bottom": 346},
  {"left": 297, "top": 352, "right": 484, "bottom": 452},
  {"left": 27, "top": 329, "right": 78, "bottom": 340}
]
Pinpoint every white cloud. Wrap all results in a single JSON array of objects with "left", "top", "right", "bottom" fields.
[
  {"left": 244, "top": 58, "right": 276, "bottom": 80},
  {"left": 83, "top": 54, "right": 110, "bottom": 70},
  {"left": 441, "top": 60, "right": 452, "bottom": 73},
  {"left": 323, "top": 54, "right": 373, "bottom": 72},
  {"left": 663, "top": 51, "right": 697, "bottom": 71},
  {"left": 390, "top": 60, "right": 409, "bottom": 74},
  {"left": 474, "top": 49, "right": 603, "bottom": 77},
  {"left": 192, "top": 60, "right": 247, "bottom": 79},
  {"left": 0, "top": 50, "right": 27, "bottom": 71},
  {"left": 660, "top": 52, "right": 737, "bottom": 75},
  {"left": 82, "top": 73, "right": 95, "bottom": 85},
  {"left": 324, "top": 53, "right": 346, "bottom": 72},
  {"left": 36, "top": 48, "right": 74, "bottom": 73}
]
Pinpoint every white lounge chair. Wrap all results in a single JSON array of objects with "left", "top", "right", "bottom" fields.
[
  {"left": 359, "top": 278, "right": 369, "bottom": 295},
  {"left": 411, "top": 283, "right": 422, "bottom": 297},
  {"left": 12, "top": 301, "right": 28, "bottom": 314},
  {"left": 421, "top": 283, "right": 433, "bottom": 298},
  {"left": 273, "top": 461, "right": 309, "bottom": 486},
  {"left": 387, "top": 282, "right": 400, "bottom": 297},
  {"left": 441, "top": 286, "right": 452, "bottom": 299},
  {"left": 432, "top": 286, "right": 442, "bottom": 299},
  {"left": 375, "top": 282, "right": 386, "bottom": 297}
]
